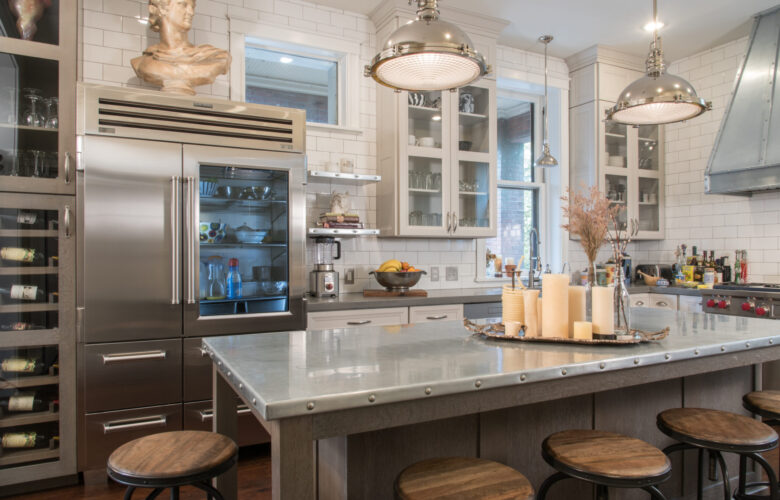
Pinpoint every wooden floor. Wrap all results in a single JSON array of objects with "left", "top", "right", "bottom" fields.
[{"left": 6, "top": 444, "right": 271, "bottom": 500}]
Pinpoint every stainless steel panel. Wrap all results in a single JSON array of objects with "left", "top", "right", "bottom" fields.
[
  {"left": 183, "top": 337, "right": 212, "bottom": 402},
  {"left": 82, "top": 136, "right": 182, "bottom": 342},
  {"left": 182, "top": 144, "right": 306, "bottom": 336},
  {"left": 182, "top": 401, "right": 270, "bottom": 446},
  {"left": 83, "top": 404, "right": 182, "bottom": 470},
  {"left": 84, "top": 339, "right": 182, "bottom": 412}
]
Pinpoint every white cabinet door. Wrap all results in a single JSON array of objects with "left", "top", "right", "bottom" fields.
[
  {"left": 409, "top": 304, "right": 464, "bottom": 323},
  {"left": 678, "top": 296, "right": 703, "bottom": 313},
  {"left": 630, "top": 293, "right": 652, "bottom": 308},
  {"left": 307, "top": 307, "right": 409, "bottom": 330},
  {"left": 649, "top": 294, "right": 677, "bottom": 310}
]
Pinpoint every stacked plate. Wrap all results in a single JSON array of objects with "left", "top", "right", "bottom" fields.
[{"left": 608, "top": 155, "right": 625, "bottom": 167}]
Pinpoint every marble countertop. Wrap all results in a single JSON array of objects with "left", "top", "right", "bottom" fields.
[
  {"left": 203, "top": 308, "right": 779, "bottom": 421},
  {"left": 305, "top": 285, "right": 703, "bottom": 312}
]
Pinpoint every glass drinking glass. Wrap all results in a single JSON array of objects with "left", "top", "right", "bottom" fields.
[
  {"left": 30, "top": 150, "right": 46, "bottom": 177},
  {"left": 21, "top": 89, "right": 44, "bottom": 127},
  {"left": 44, "top": 97, "right": 58, "bottom": 129}
]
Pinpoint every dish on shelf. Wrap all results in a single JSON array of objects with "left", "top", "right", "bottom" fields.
[
  {"left": 200, "top": 222, "right": 226, "bottom": 243},
  {"left": 260, "top": 280, "right": 287, "bottom": 296},
  {"left": 234, "top": 223, "right": 268, "bottom": 244},
  {"left": 200, "top": 179, "right": 218, "bottom": 197}
]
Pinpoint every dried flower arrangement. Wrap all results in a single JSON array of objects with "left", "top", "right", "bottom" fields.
[{"left": 561, "top": 185, "right": 620, "bottom": 285}]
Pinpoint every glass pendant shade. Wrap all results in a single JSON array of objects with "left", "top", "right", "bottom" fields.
[{"left": 364, "top": 1, "right": 489, "bottom": 91}]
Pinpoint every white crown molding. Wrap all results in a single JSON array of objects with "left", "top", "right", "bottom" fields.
[{"left": 565, "top": 45, "right": 645, "bottom": 73}]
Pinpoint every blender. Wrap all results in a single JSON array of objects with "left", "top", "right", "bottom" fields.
[{"left": 310, "top": 237, "right": 340, "bottom": 297}]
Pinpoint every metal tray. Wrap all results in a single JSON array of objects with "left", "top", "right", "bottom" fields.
[{"left": 463, "top": 319, "right": 669, "bottom": 345}]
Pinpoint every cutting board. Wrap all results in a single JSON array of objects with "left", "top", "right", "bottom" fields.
[{"left": 363, "top": 289, "right": 428, "bottom": 297}]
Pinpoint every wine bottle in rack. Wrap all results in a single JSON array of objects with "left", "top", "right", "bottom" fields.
[
  {"left": 0, "top": 247, "right": 46, "bottom": 265},
  {"left": 1, "top": 431, "right": 57, "bottom": 450},
  {"left": 0, "top": 357, "right": 48, "bottom": 375},
  {"left": 0, "top": 392, "right": 49, "bottom": 414},
  {"left": 0, "top": 212, "right": 40, "bottom": 228},
  {"left": 0, "top": 322, "right": 47, "bottom": 331},
  {"left": 0, "top": 285, "right": 56, "bottom": 302}
]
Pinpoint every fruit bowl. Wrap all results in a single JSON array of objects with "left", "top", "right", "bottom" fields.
[{"left": 369, "top": 270, "right": 426, "bottom": 292}]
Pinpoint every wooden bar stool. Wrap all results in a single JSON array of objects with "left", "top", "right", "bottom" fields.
[
  {"left": 394, "top": 456, "right": 534, "bottom": 499},
  {"left": 107, "top": 431, "right": 238, "bottom": 500},
  {"left": 657, "top": 408, "right": 779, "bottom": 500},
  {"left": 537, "top": 430, "right": 671, "bottom": 500},
  {"left": 744, "top": 391, "right": 780, "bottom": 492}
]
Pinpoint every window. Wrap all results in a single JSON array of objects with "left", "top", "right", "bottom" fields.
[
  {"left": 244, "top": 43, "right": 340, "bottom": 126},
  {"left": 479, "top": 93, "right": 543, "bottom": 280}
]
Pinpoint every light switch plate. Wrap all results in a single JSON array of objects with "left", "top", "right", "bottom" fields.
[
  {"left": 345, "top": 268, "right": 355, "bottom": 285},
  {"left": 445, "top": 266, "right": 458, "bottom": 281},
  {"left": 430, "top": 266, "right": 439, "bottom": 281}
]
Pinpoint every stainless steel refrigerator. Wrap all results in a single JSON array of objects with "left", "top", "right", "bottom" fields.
[{"left": 75, "top": 84, "right": 306, "bottom": 470}]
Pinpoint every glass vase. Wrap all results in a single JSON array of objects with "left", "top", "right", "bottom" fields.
[
  {"left": 584, "top": 260, "right": 595, "bottom": 319},
  {"left": 613, "top": 267, "right": 631, "bottom": 337}
]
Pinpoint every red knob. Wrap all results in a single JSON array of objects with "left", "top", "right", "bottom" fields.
[
  {"left": 742, "top": 302, "right": 753, "bottom": 311},
  {"left": 756, "top": 307, "right": 767, "bottom": 316},
  {"left": 706, "top": 299, "right": 716, "bottom": 308},
  {"left": 718, "top": 300, "right": 728, "bottom": 309},
  {"left": 325, "top": 283, "right": 333, "bottom": 290}
]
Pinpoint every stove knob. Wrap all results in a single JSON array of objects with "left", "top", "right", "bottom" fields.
[
  {"left": 756, "top": 306, "right": 767, "bottom": 316},
  {"left": 706, "top": 299, "right": 716, "bottom": 308},
  {"left": 742, "top": 302, "right": 754, "bottom": 312},
  {"left": 718, "top": 300, "right": 729, "bottom": 309},
  {"left": 325, "top": 283, "right": 334, "bottom": 291}
]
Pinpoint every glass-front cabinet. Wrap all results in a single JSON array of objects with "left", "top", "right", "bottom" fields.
[
  {"left": 0, "top": 1, "right": 75, "bottom": 195},
  {"left": 598, "top": 102, "right": 664, "bottom": 239},
  {"left": 380, "top": 80, "right": 496, "bottom": 237},
  {"left": 0, "top": 194, "right": 74, "bottom": 483}
]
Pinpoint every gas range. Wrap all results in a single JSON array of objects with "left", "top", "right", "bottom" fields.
[{"left": 701, "top": 283, "right": 779, "bottom": 319}]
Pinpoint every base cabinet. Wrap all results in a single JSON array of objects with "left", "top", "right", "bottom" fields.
[{"left": 307, "top": 307, "right": 409, "bottom": 330}]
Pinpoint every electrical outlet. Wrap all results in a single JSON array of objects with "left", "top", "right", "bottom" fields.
[
  {"left": 430, "top": 266, "right": 439, "bottom": 281},
  {"left": 445, "top": 266, "right": 458, "bottom": 281},
  {"left": 339, "top": 158, "right": 354, "bottom": 171},
  {"left": 345, "top": 268, "right": 355, "bottom": 285}
]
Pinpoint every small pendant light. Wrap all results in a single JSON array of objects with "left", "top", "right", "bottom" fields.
[
  {"left": 364, "top": 0, "right": 490, "bottom": 91},
  {"left": 536, "top": 35, "right": 557, "bottom": 168},
  {"left": 606, "top": 0, "right": 711, "bottom": 125}
]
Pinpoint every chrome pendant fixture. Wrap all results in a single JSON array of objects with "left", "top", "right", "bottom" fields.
[
  {"left": 364, "top": 0, "right": 490, "bottom": 91},
  {"left": 536, "top": 35, "right": 557, "bottom": 168},
  {"left": 606, "top": 0, "right": 711, "bottom": 125}
]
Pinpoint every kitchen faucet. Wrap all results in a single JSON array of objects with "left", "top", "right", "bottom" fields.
[{"left": 529, "top": 228, "right": 542, "bottom": 288}]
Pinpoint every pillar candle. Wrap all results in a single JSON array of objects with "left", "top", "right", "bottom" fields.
[
  {"left": 502, "top": 285, "right": 524, "bottom": 325},
  {"left": 573, "top": 321, "right": 593, "bottom": 340},
  {"left": 542, "top": 274, "right": 569, "bottom": 338},
  {"left": 537, "top": 298, "right": 543, "bottom": 331},
  {"left": 522, "top": 289, "right": 540, "bottom": 337},
  {"left": 568, "top": 286, "right": 586, "bottom": 337},
  {"left": 592, "top": 286, "right": 614, "bottom": 335}
]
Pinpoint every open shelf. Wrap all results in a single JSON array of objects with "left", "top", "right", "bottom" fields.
[
  {"left": 307, "top": 171, "right": 381, "bottom": 183},
  {"left": 0, "top": 375, "right": 59, "bottom": 390},
  {"left": 201, "top": 295, "right": 286, "bottom": 304},
  {"left": 0, "top": 230, "right": 58, "bottom": 238},
  {"left": 407, "top": 146, "right": 442, "bottom": 159},
  {"left": 459, "top": 112, "right": 488, "bottom": 126},
  {"left": 0, "top": 124, "right": 58, "bottom": 133},
  {"left": 0, "top": 410, "right": 59, "bottom": 429},
  {"left": 408, "top": 188, "right": 441, "bottom": 194},
  {"left": 199, "top": 198, "right": 287, "bottom": 209},
  {"left": 409, "top": 105, "right": 440, "bottom": 113},
  {"left": 308, "top": 228, "right": 379, "bottom": 236},
  {"left": 0, "top": 447, "right": 59, "bottom": 467},
  {"left": 605, "top": 132, "right": 625, "bottom": 139},
  {"left": 459, "top": 191, "right": 488, "bottom": 196},
  {"left": 201, "top": 242, "right": 287, "bottom": 249},
  {"left": 0, "top": 267, "right": 59, "bottom": 276},
  {"left": 0, "top": 303, "right": 58, "bottom": 314}
]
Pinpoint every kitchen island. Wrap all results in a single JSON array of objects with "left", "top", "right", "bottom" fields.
[{"left": 204, "top": 309, "right": 780, "bottom": 500}]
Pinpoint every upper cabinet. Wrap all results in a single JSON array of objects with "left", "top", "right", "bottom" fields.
[
  {"left": 376, "top": 80, "right": 497, "bottom": 238},
  {"left": 0, "top": 0, "right": 76, "bottom": 195},
  {"left": 568, "top": 46, "right": 664, "bottom": 240}
]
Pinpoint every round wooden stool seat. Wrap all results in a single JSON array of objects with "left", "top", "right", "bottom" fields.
[
  {"left": 744, "top": 391, "right": 780, "bottom": 420},
  {"left": 543, "top": 430, "right": 671, "bottom": 483},
  {"left": 394, "top": 457, "right": 534, "bottom": 500},
  {"left": 658, "top": 408, "right": 778, "bottom": 452}
]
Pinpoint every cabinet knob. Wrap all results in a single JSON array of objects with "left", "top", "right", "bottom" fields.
[
  {"left": 741, "top": 302, "right": 753, "bottom": 312},
  {"left": 718, "top": 300, "right": 729, "bottom": 309},
  {"left": 706, "top": 299, "right": 716, "bottom": 308},
  {"left": 756, "top": 306, "right": 767, "bottom": 316}
]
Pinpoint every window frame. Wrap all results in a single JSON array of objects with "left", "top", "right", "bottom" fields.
[
  {"left": 230, "top": 26, "right": 362, "bottom": 134},
  {"left": 475, "top": 90, "right": 547, "bottom": 283}
]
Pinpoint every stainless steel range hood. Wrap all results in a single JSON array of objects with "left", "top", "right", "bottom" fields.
[{"left": 705, "top": 6, "right": 780, "bottom": 195}]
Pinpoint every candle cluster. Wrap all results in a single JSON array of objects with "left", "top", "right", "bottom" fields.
[{"left": 502, "top": 274, "right": 616, "bottom": 340}]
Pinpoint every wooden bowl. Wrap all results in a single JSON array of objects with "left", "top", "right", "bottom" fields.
[{"left": 639, "top": 271, "right": 660, "bottom": 286}]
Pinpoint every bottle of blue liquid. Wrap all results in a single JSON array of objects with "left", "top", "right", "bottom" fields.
[{"left": 226, "top": 258, "right": 242, "bottom": 299}]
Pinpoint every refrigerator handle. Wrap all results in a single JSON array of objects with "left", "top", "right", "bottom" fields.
[
  {"left": 171, "top": 176, "right": 181, "bottom": 305},
  {"left": 185, "top": 176, "right": 196, "bottom": 304}
]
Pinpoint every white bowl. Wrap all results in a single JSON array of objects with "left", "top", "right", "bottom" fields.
[{"left": 235, "top": 229, "right": 268, "bottom": 244}]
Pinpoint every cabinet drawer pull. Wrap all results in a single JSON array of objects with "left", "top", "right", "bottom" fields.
[
  {"left": 64, "top": 205, "right": 72, "bottom": 239},
  {"left": 656, "top": 301, "right": 669, "bottom": 307},
  {"left": 198, "top": 405, "right": 251, "bottom": 422},
  {"left": 103, "top": 415, "right": 166, "bottom": 433},
  {"left": 426, "top": 315, "right": 448, "bottom": 320},
  {"left": 346, "top": 320, "right": 371, "bottom": 325},
  {"left": 64, "top": 152, "right": 72, "bottom": 184},
  {"left": 102, "top": 350, "right": 167, "bottom": 364},
  {"left": 635, "top": 301, "right": 644, "bottom": 306}
]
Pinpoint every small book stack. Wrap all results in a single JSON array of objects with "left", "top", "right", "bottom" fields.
[{"left": 317, "top": 212, "right": 363, "bottom": 229}]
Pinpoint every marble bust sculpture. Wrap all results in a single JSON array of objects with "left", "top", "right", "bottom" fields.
[{"left": 131, "top": 0, "right": 231, "bottom": 95}]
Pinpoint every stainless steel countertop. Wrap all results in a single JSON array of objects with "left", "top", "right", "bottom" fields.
[
  {"left": 203, "top": 308, "right": 778, "bottom": 421},
  {"left": 305, "top": 286, "right": 703, "bottom": 312}
]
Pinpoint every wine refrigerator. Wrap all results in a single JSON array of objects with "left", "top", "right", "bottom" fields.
[{"left": 75, "top": 84, "right": 306, "bottom": 470}]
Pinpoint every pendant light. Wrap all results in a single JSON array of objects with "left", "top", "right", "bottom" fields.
[
  {"left": 606, "top": 0, "right": 711, "bottom": 125},
  {"left": 364, "top": 0, "right": 490, "bottom": 91},
  {"left": 536, "top": 35, "right": 558, "bottom": 168}
]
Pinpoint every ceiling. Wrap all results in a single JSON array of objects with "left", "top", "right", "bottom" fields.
[{"left": 312, "top": 0, "right": 776, "bottom": 61}]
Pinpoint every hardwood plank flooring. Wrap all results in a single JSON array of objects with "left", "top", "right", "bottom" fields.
[{"left": 6, "top": 445, "right": 271, "bottom": 500}]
